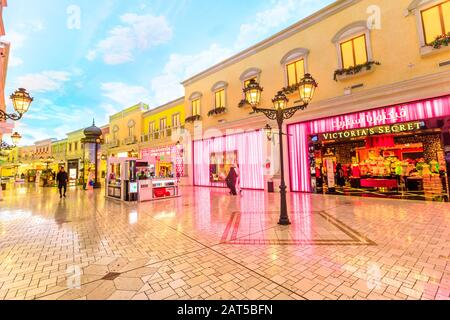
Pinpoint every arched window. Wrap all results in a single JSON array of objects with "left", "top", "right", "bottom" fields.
[
  {"left": 407, "top": 0, "right": 450, "bottom": 50},
  {"left": 127, "top": 120, "right": 136, "bottom": 137},
  {"left": 280, "top": 48, "right": 309, "bottom": 87},
  {"left": 211, "top": 81, "right": 228, "bottom": 109},
  {"left": 240, "top": 67, "right": 262, "bottom": 88},
  {"left": 189, "top": 92, "right": 202, "bottom": 116},
  {"left": 332, "top": 21, "right": 373, "bottom": 69}
]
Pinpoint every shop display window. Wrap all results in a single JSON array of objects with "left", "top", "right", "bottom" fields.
[{"left": 209, "top": 151, "right": 238, "bottom": 183}]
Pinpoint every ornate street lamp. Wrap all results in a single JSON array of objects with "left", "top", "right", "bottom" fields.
[
  {"left": 264, "top": 124, "right": 273, "bottom": 142},
  {"left": 0, "top": 140, "right": 12, "bottom": 150},
  {"left": 11, "top": 132, "right": 22, "bottom": 146},
  {"left": 1, "top": 88, "right": 33, "bottom": 121},
  {"left": 243, "top": 74, "right": 318, "bottom": 225},
  {"left": 243, "top": 79, "right": 263, "bottom": 108}
]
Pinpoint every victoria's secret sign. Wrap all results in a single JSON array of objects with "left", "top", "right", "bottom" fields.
[
  {"left": 330, "top": 107, "right": 409, "bottom": 130},
  {"left": 322, "top": 121, "right": 424, "bottom": 141}
]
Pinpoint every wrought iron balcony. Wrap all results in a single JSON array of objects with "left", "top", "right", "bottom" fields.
[{"left": 124, "top": 136, "right": 138, "bottom": 145}]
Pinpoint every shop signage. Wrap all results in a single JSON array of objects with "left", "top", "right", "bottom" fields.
[
  {"left": 322, "top": 121, "right": 424, "bottom": 142},
  {"left": 330, "top": 107, "right": 408, "bottom": 131}
]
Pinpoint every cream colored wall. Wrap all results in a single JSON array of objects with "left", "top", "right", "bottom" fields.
[
  {"left": 184, "top": 0, "right": 449, "bottom": 132},
  {"left": 110, "top": 111, "right": 143, "bottom": 144}
]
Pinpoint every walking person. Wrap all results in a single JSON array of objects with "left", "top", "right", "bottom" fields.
[
  {"left": 336, "top": 163, "right": 346, "bottom": 187},
  {"left": 56, "top": 167, "right": 69, "bottom": 198},
  {"left": 225, "top": 166, "right": 238, "bottom": 196},
  {"left": 234, "top": 164, "right": 242, "bottom": 196}
]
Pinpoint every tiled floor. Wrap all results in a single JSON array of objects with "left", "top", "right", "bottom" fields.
[{"left": 0, "top": 183, "right": 449, "bottom": 300}]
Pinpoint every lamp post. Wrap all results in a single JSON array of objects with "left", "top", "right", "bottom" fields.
[
  {"left": 0, "top": 132, "right": 21, "bottom": 151},
  {"left": 243, "top": 75, "right": 318, "bottom": 225},
  {"left": 11, "top": 132, "right": 22, "bottom": 145},
  {"left": 1, "top": 88, "right": 33, "bottom": 121}
]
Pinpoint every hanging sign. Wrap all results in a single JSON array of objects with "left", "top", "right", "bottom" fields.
[{"left": 321, "top": 121, "right": 424, "bottom": 142}]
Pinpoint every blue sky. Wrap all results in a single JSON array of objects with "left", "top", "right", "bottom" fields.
[{"left": 2, "top": 0, "right": 334, "bottom": 145}]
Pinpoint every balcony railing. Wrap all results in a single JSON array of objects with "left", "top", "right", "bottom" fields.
[
  {"left": 124, "top": 136, "right": 138, "bottom": 145},
  {"left": 105, "top": 140, "right": 120, "bottom": 149},
  {"left": 141, "top": 126, "right": 185, "bottom": 143}
]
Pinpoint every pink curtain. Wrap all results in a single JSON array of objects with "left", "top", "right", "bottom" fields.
[
  {"left": 193, "top": 130, "right": 265, "bottom": 190},
  {"left": 289, "top": 95, "right": 450, "bottom": 192}
]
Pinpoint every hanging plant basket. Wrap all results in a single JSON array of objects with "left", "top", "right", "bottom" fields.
[
  {"left": 185, "top": 115, "right": 202, "bottom": 123},
  {"left": 282, "top": 83, "right": 301, "bottom": 95},
  {"left": 207, "top": 107, "right": 227, "bottom": 117},
  {"left": 333, "top": 61, "right": 381, "bottom": 81},
  {"left": 430, "top": 33, "right": 450, "bottom": 49}
]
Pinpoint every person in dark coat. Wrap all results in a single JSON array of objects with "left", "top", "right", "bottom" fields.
[
  {"left": 336, "top": 163, "right": 346, "bottom": 187},
  {"left": 226, "top": 167, "right": 238, "bottom": 196},
  {"left": 56, "top": 167, "right": 69, "bottom": 198}
]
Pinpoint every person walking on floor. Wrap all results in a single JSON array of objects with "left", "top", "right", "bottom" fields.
[
  {"left": 234, "top": 164, "right": 242, "bottom": 196},
  {"left": 226, "top": 166, "right": 238, "bottom": 196},
  {"left": 56, "top": 167, "right": 69, "bottom": 198}
]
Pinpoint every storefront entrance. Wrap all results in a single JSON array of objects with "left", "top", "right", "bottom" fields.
[
  {"left": 288, "top": 95, "right": 450, "bottom": 202},
  {"left": 67, "top": 159, "right": 79, "bottom": 187}
]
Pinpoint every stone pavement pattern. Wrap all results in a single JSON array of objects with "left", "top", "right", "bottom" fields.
[{"left": 0, "top": 184, "right": 449, "bottom": 300}]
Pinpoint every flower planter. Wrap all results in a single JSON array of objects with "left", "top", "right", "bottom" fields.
[
  {"left": 185, "top": 115, "right": 202, "bottom": 123},
  {"left": 334, "top": 61, "right": 380, "bottom": 82},
  {"left": 207, "top": 107, "right": 227, "bottom": 117}
]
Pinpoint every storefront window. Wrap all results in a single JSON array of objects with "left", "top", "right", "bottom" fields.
[{"left": 288, "top": 95, "right": 450, "bottom": 202}]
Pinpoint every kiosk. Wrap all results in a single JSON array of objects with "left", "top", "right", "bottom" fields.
[
  {"left": 106, "top": 155, "right": 180, "bottom": 202},
  {"left": 106, "top": 157, "right": 138, "bottom": 202}
]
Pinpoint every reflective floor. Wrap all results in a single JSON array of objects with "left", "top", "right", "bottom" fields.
[{"left": 0, "top": 183, "right": 449, "bottom": 300}]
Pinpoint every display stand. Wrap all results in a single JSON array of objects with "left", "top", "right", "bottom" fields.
[{"left": 106, "top": 155, "right": 181, "bottom": 202}]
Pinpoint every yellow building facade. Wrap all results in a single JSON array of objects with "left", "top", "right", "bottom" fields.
[
  {"left": 141, "top": 97, "right": 185, "bottom": 148},
  {"left": 182, "top": 0, "right": 450, "bottom": 193},
  {"left": 51, "top": 139, "right": 67, "bottom": 172},
  {"left": 66, "top": 129, "right": 85, "bottom": 185},
  {"left": 106, "top": 102, "right": 149, "bottom": 158},
  {"left": 139, "top": 97, "right": 188, "bottom": 183}
]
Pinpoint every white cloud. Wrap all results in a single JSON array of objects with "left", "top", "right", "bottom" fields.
[
  {"left": 88, "top": 13, "right": 173, "bottom": 65},
  {"left": 2, "top": 30, "right": 27, "bottom": 68},
  {"left": 148, "top": 0, "right": 319, "bottom": 105},
  {"left": 86, "top": 50, "right": 97, "bottom": 61},
  {"left": 101, "top": 82, "right": 149, "bottom": 107},
  {"left": 150, "top": 44, "right": 233, "bottom": 105},
  {"left": 16, "top": 71, "right": 71, "bottom": 92},
  {"left": 236, "top": 0, "right": 316, "bottom": 49},
  {"left": 2, "top": 30, "right": 27, "bottom": 48},
  {"left": 8, "top": 56, "right": 24, "bottom": 67},
  {"left": 17, "top": 20, "right": 45, "bottom": 33}
]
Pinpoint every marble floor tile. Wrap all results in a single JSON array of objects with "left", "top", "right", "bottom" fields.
[{"left": 0, "top": 185, "right": 449, "bottom": 300}]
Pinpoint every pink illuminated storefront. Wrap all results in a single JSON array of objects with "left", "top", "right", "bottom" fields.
[
  {"left": 193, "top": 130, "right": 266, "bottom": 190},
  {"left": 141, "top": 145, "right": 184, "bottom": 179},
  {"left": 288, "top": 95, "right": 450, "bottom": 201}
]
